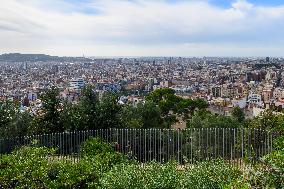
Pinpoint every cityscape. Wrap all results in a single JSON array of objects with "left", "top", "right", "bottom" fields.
[
  {"left": 1, "top": 54, "right": 284, "bottom": 126},
  {"left": 0, "top": 0, "right": 283, "bottom": 188}
]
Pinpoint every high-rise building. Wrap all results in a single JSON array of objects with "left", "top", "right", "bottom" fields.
[{"left": 23, "top": 62, "right": 28, "bottom": 70}]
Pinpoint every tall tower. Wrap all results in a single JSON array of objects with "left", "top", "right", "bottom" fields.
[{"left": 23, "top": 62, "right": 28, "bottom": 70}]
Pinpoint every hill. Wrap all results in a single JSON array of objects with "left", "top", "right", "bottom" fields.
[{"left": 0, "top": 53, "right": 91, "bottom": 62}]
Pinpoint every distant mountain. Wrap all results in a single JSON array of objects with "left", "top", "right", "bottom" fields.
[{"left": 0, "top": 53, "right": 91, "bottom": 62}]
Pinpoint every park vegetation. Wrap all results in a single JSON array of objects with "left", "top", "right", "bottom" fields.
[
  {"left": 0, "top": 87, "right": 283, "bottom": 188},
  {"left": 0, "top": 137, "right": 283, "bottom": 188}
]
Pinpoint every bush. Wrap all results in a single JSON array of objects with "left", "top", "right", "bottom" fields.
[
  {"left": 227, "top": 150, "right": 284, "bottom": 189},
  {"left": 0, "top": 142, "right": 282, "bottom": 189},
  {"left": 0, "top": 146, "right": 56, "bottom": 188},
  {"left": 47, "top": 159, "right": 104, "bottom": 188},
  {"left": 99, "top": 160, "right": 241, "bottom": 189},
  {"left": 80, "top": 137, "right": 128, "bottom": 167},
  {"left": 183, "top": 160, "right": 241, "bottom": 189},
  {"left": 99, "top": 161, "right": 183, "bottom": 189},
  {"left": 0, "top": 139, "right": 128, "bottom": 189},
  {"left": 261, "top": 149, "right": 284, "bottom": 188}
]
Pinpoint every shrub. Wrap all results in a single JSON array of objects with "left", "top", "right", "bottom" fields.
[
  {"left": 80, "top": 137, "right": 128, "bottom": 167},
  {"left": 0, "top": 146, "right": 56, "bottom": 188},
  {"left": 99, "top": 161, "right": 183, "bottom": 189},
  {"left": 261, "top": 149, "right": 284, "bottom": 188},
  {"left": 99, "top": 160, "right": 241, "bottom": 189},
  {"left": 47, "top": 159, "right": 104, "bottom": 188},
  {"left": 183, "top": 160, "right": 241, "bottom": 189}
]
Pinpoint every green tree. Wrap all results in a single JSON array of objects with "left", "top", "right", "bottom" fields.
[
  {"left": 78, "top": 85, "right": 100, "bottom": 129},
  {"left": 32, "top": 87, "right": 63, "bottom": 134},
  {"left": 0, "top": 100, "right": 19, "bottom": 137},
  {"left": 121, "top": 105, "right": 143, "bottom": 128},
  {"left": 138, "top": 101, "right": 163, "bottom": 128},
  {"left": 187, "top": 110, "right": 241, "bottom": 128},
  {"left": 231, "top": 106, "right": 245, "bottom": 123},
  {"left": 60, "top": 100, "right": 84, "bottom": 131},
  {"left": 96, "top": 93, "right": 123, "bottom": 129}
]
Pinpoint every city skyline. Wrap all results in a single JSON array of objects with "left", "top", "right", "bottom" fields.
[{"left": 1, "top": 0, "right": 284, "bottom": 57}]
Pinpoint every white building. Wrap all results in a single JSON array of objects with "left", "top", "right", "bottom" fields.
[
  {"left": 247, "top": 93, "right": 263, "bottom": 107},
  {"left": 28, "top": 92, "right": 38, "bottom": 101},
  {"left": 69, "top": 78, "right": 85, "bottom": 91}
]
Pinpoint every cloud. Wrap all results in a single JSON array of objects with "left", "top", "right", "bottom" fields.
[
  {"left": 232, "top": 0, "right": 253, "bottom": 10},
  {"left": 0, "top": 0, "right": 284, "bottom": 56}
]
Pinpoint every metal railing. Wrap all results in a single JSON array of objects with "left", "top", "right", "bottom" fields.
[{"left": 0, "top": 128, "right": 273, "bottom": 164}]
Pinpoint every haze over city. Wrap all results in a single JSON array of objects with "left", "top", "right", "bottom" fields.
[{"left": 1, "top": 0, "right": 284, "bottom": 57}]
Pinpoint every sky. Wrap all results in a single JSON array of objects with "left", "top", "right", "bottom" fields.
[{"left": 0, "top": 0, "right": 284, "bottom": 57}]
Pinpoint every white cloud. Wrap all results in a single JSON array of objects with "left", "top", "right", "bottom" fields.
[
  {"left": 232, "top": 0, "right": 253, "bottom": 10},
  {"left": 0, "top": 0, "right": 284, "bottom": 56}
]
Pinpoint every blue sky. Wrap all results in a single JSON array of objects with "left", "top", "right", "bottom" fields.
[
  {"left": 211, "top": 0, "right": 284, "bottom": 7},
  {"left": 0, "top": 0, "right": 284, "bottom": 57}
]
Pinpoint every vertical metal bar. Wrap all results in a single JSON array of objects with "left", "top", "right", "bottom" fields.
[
  {"left": 198, "top": 128, "right": 200, "bottom": 162},
  {"left": 241, "top": 128, "right": 244, "bottom": 159},
  {"left": 120, "top": 129, "right": 123, "bottom": 153},
  {"left": 233, "top": 128, "right": 236, "bottom": 164},
  {"left": 177, "top": 129, "right": 180, "bottom": 163},
  {"left": 134, "top": 129, "right": 136, "bottom": 161},
  {"left": 214, "top": 127, "right": 217, "bottom": 159},
  {"left": 191, "top": 128, "right": 193, "bottom": 163},
  {"left": 144, "top": 129, "right": 147, "bottom": 162},
  {"left": 149, "top": 129, "right": 151, "bottom": 161},
  {"left": 185, "top": 129, "right": 188, "bottom": 163},
  {"left": 253, "top": 128, "right": 256, "bottom": 160},
  {"left": 267, "top": 130, "right": 270, "bottom": 154},
  {"left": 265, "top": 130, "right": 268, "bottom": 155},
  {"left": 166, "top": 129, "right": 169, "bottom": 162},
  {"left": 171, "top": 129, "right": 174, "bottom": 161},
  {"left": 222, "top": 128, "right": 225, "bottom": 159},
  {"left": 159, "top": 129, "right": 162, "bottom": 162},
  {"left": 139, "top": 129, "right": 142, "bottom": 162},
  {"left": 270, "top": 131, "right": 273, "bottom": 153},
  {"left": 261, "top": 129, "right": 264, "bottom": 157},
  {"left": 154, "top": 129, "right": 157, "bottom": 161},
  {"left": 206, "top": 128, "right": 209, "bottom": 160},
  {"left": 248, "top": 128, "right": 251, "bottom": 160},
  {"left": 127, "top": 128, "right": 130, "bottom": 154}
]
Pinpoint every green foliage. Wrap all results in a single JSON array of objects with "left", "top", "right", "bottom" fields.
[
  {"left": 183, "top": 160, "right": 241, "bottom": 189},
  {"left": 78, "top": 85, "right": 100, "bottom": 129},
  {"left": 1, "top": 144, "right": 282, "bottom": 189},
  {"left": 99, "top": 161, "right": 183, "bottom": 189},
  {"left": 146, "top": 88, "right": 176, "bottom": 104},
  {"left": 80, "top": 137, "right": 128, "bottom": 168},
  {"left": 60, "top": 100, "right": 85, "bottom": 131},
  {"left": 99, "top": 160, "right": 241, "bottom": 189},
  {"left": 121, "top": 101, "right": 163, "bottom": 128},
  {"left": 141, "top": 88, "right": 209, "bottom": 128},
  {"left": 248, "top": 110, "right": 284, "bottom": 150},
  {"left": 0, "top": 100, "right": 32, "bottom": 138},
  {"left": 248, "top": 110, "right": 280, "bottom": 131},
  {"left": 187, "top": 110, "right": 242, "bottom": 128},
  {"left": 96, "top": 94, "right": 123, "bottom": 129},
  {"left": 231, "top": 107, "right": 245, "bottom": 123},
  {"left": 47, "top": 159, "right": 104, "bottom": 188},
  {"left": 30, "top": 86, "right": 125, "bottom": 133},
  {"left": 32, "top": 86, "right": 64, "bottom": 134},
  {"left": 121, "top": 105, "right": 144, "bottom": 128},
  {"left": 261, "top": 149, "right": 284, "bottom": 188},
  {"left": 0, "top": 146, "right": 56, "bottom": 188},
  {"left": 0, "top": 139, "right": 128, "bottom": 188}
]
